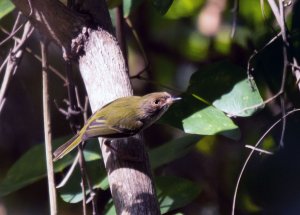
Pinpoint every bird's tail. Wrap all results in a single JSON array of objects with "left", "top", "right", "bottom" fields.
[{"left": 53, "top": 133, "right": 81, "bottom": 161}]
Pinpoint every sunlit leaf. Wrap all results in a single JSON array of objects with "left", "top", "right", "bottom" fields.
[
  {"left": 182, "top": 105, "right": 240, "bottom": 139},
  {"left": 0, "top": 0, "right": 14, "bottom": 19},
  {"left": 213, "top": 79, "right": 264, "bottom": 117},
  {"left": 162, "top": 94, "right": 240, "bottom": 140}
]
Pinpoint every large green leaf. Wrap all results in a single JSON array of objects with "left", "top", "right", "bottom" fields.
[
  {"left": 0, "top": 136, "right": 72, "bottom": 197},
  {"left": 162, "top": 94, "right": 240, "bottom": 140},
  {"left": 187, "top": 61, "right": 247, "bottom": 102},
  {"left": 151, "top": 0, "right": 174, "bottom": 15},
  {"left": 183, "top": 106, "right": 238, "bottom": 136},
  {"left": 213, "top": 79, "right": 264, "bottom": 117},
  {"left": 0, "top": 0, "right": 14, "bottom": 19},
  {"left": 162, "top": 61, "right": 264, "bottom": 139},
  {"left": 0, "top": 136, "right": 102, "bottom": 197},
  {"left": 149, "top": 134, "right": 200, "bottom": 169},
  {"left": 182, "top": 105, "right": 240, "bottom": 139}
]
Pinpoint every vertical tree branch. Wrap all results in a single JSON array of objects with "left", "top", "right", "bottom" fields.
[{"left": 41, "top": 39, "right": 57, "bottom": 215}]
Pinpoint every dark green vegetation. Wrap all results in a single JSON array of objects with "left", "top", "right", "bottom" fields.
[{"left": 1, "top": 0, "right": 300, "bottom": 214}]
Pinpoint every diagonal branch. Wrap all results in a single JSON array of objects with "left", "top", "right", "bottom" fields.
[{"left": 0, "top": 22, "right": 34, "bottom": 114}]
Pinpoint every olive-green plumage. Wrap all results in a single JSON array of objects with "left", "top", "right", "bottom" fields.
[{"left": 53, "top": 92, "right": 180, "bottom": 161}]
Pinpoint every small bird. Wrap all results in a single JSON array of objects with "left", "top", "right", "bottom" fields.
[{"left": 53, "top": 92, "right": 181, "bottom": 161}]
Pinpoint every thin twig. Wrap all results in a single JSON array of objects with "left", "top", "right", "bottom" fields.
[
  {"left": 56, "top": 153, "right": 80, "bottom": 188},
  {"left": 231, "top": 108, "right": 300, "bottom": 215},
  {"left": 63, "top": 59, "right": 98, "bottom": 214},
  {"left": 65, "top": 60, "right": 88, "bottom": 215},
  {"left": 230, "top": 0, "right": 239, "bottom": 38},
  {"left": 278, "top": 0, "right": 289, "bottom": 147},
  {"left": 75, "top": 87, "right": 98, "bottom": 215},
  {"left": 267, "top": 0, "right": 281, "bottom": 26},
  {"left": 41, "top": 39, "right": 57, "bottom": 215},
  {"left": 126, "top": 18, "right": 150, "bottom": 78},
  {"left": 1, "top": 26, "right": 66, "bottom": 81},
  {"left": 245, "top": 145, "right": 274, "bottom": 155},
  {"left": 0, "top": 26, "right": 67, "bottom": 82},
  {"left": 115, "top": 3, "right": 128, "bottom": 68},
  {"left": 291, "top": 58, "right": 300, "bottom": 89},
  {"left": 260, "top": 0, "right": 266, "bottom": 19},
  {"left": 0, "top": 12, "right": 25, "bottom": 47},
  {"left": 78, "top": 144, "right": 87, "bottom": 215},
  {"left": 0, "top": 56, "right": 9, "bottom": 74},
  {"left": 247, "top": 33, "right": 281, "bottom": 79},
  {"left": 0, "top": 22, "right": 34, "bottom": 115}
]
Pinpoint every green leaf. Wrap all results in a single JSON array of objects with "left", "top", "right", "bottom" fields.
[
  {"left": 188, "top": 61, "right": 246, "bottom": 103},
  {"left": 123, "top": 0, "right": 144, "bottom": 17},
  {"left": 213, "top": 79, "right": 264, "bottom": 117},
  {"left": 0, "top": 0, "right": 15, "bottom": 19},
  {"left": 149, "top": 135, "right": 200, "bottom": 169},
  {"left": 0, "top": 136, "right": 102, "bottom": 197},
  {"left": 59, "top": 160, "right": 108, "bottom": 203},
  {"left": 182, "top": 105, "right": 240, "bottom": 139},
  {"left": 156, "top": 176, "right": 201, "bottom": 214},
  {"left": 162, "top": 61, "right": 264, "bottom": 139},
  {"left": 0, "top": 136, "right": 73, "bottom": 197},
  {"left": 151, "top": 0, "right": 174, "bottom": 15}
]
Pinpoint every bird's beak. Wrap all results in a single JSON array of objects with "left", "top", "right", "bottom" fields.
[
  {"left": 172, "top": 97, "right": 182, "bottom": 102},
  {"left": 166, "top": 96, "right": 181, "bottom": 105}
]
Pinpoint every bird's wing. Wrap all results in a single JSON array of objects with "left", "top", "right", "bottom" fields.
[{"left": 83, "top": 117, "right": 143, "bottom": 139}]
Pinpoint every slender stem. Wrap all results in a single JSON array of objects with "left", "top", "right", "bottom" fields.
[
  {"left": 78, "top": 144, "right": 87, "bottom": 215},
  {"left": 231, "top": 108, "right": 300, "bottom": 215},
  {"left": 41, "top": 39, "right": 57, "bottom": 215},
  {"left": 230, "top": 0, "right": 239, "bottom": 38},
  {"left": 0, "top": 22, "right": 33, "bottom": 115},
  {"left": 0, "top": 25, "right": 67, "bottom": 83},
  {"left": 115, "top": 4, "right": 128, "bottom": 67}
]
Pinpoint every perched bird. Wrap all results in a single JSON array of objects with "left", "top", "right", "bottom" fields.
[{"left": 53, "top": 92, "right": 181, "bottom": 161}]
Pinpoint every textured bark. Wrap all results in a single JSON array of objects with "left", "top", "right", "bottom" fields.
[
  {"left": 12, "top": 0, "right": 160, "bottom": 214},
  {"left": 79, "top": 29, "right": 160, "bottom": 215},
  {"left": 12, "top": 0, "right": 86, "bottom": 56}
]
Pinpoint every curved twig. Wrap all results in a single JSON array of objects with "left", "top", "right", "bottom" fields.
[{"left": 231, "top": 108, "right": 300, "bottom": 215}]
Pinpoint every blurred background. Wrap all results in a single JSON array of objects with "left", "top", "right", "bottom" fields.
[{"left": 1, "top": 0, "right": 300, "bottom": 214}]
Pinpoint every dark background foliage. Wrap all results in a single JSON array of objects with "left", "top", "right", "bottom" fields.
[{"left": 1, "top": 0, "right": 300, "bottom": 214}]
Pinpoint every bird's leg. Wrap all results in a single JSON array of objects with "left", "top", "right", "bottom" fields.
[{"left": 104, "top": 140, "right": 143, "bottom": 162}]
